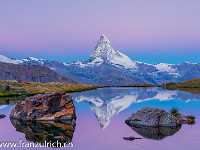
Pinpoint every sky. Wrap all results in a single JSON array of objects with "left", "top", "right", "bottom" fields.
[{"left": 0, "top": 0, "right": 200, "bottom": 64}]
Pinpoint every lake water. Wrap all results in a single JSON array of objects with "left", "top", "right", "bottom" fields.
[{"left": 0, "top": 87, "right": 200, "bottom": 150}]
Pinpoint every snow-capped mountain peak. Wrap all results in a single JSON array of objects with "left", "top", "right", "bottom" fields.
[
  {"left": 99, "top": 34, "right": 110, "bottom": 43},
  {"left": 89, "top": 34, "right": 116, "bottom": 61},
  {"left": 89, "top": 34, "right": 137, "bottom": 70},
  {"left": 0, "top": 55, "right": 23, "bottom": 64}
]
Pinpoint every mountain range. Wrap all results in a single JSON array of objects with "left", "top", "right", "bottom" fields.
[
  {"left": 0, "top": 62, "right": 75, "bottom": 83},
  {"left": 0, "top": 34, "right": 199, "bottom": 86}
]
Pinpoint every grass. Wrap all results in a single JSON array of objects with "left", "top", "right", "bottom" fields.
[
  {"left": 187, "top": 115, "right": 196, "bottom": 120},
  {"left": 178, "top": 78, "right": 200, "bottom": 88},
  {"left": 169, "top": 106, "right": 196, "bottom": 122},
  {"left": 0, "top": 81, "right": 103, "bottom": 97},
  {"left": 164, "top": 78, "right": 200, "bottom": 89},
  {"left": 163, "top": 78, "right": 200, "bottom": 95},
  {"left": 169, "top": 106, "right": 181, "bottom": 117}
]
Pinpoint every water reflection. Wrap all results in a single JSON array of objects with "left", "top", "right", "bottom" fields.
[
  {"left": 0, "top": 97, "right": 25, "bottom": 105},
  {"left": 126, "top": 124, "right": 181, "bottom": 140},
  {"left": 10, "top": 119, "right": 76, "bottom": 147},
  {"left": 72, "top": 87, "right": 200, "bottom": 129}
]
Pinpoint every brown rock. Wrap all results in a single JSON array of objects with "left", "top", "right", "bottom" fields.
[{"left": 10, "top": 92, "right": 76, "bottom": 121}]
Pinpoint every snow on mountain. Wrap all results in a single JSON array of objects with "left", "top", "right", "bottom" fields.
[
  {"left": 69, "top": 58, "right": 104, "bottom": 68},
  {"left": 22, "top": 57, "right": 44, "bottom": 64},
  {"left": 0, "top": 34, "right": 199, "bottom": 85},
  {"left": 0, "top": 55, "right": 45, "bottom": 64},
  {"left": 0, "top": 55, "right": 23, "bottom": 64},
  {"left": 64, "top": 34, "right": 138, "bottom": 70},
  {"left": 154, "top": 63, "right": 180, "bottom": 76},
  {"left": 89, "top": 34, "right": 137, "bottom": 70}
]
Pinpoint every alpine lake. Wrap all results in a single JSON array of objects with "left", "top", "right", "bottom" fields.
[{"left": 0, "top": 87, "right": 200, "bottom": 150}]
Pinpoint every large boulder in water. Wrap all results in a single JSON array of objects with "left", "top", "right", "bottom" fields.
[
  {"left": 10, "top": 92, "right": 76, "bottom": 121},
  {"left": 125, "top": 107, "right": 181, "bottom": 127}
]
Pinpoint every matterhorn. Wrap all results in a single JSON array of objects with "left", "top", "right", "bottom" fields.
[{"left": 0, "top": 34, "right": 199, "bottom": 86}]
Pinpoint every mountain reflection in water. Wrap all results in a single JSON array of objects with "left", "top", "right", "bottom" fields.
[{"left": 72, "top": 87, "right": 200, "bottom": 129}]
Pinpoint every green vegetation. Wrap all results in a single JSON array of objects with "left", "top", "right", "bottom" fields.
[
  {"left": 0, "top": 89, "right": 36, "bottom": 97},
  {"left": 164, "top": 78, "right": 200, "bottom": 89},
  {"left": 169, "top": 106, "right": 196, "bottom": 122},
  {"left": 0, "top": 81, "right": 103, "bottom": 97},
  {"left": 178, "top": 78, "right": 200, "bottom": 88},
  {"left": 163, "top": 78, "right": 200, "bottom": 95},
  {"left": 164, "top": 82, "right": 178, "bottom": 90},
  {"left": 187, "top": 115, "right": 196, "bottom": 120},
  {"left": 169, "top": 106, "right": 180, "bottom": 117}
]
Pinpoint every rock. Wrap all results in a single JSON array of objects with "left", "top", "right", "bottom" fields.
[
  {"left": 0, "top": 114, "right": 6, "bottom": 118},
  {"left": 126, "top": 107, "right": 181, "bottom": 127},
  {"left": 10, "top": 87, "right": 25, "bottom": 92},
  {"left": 10, "top": 92, "right": 76, "bottom": 121},
  {"left": 177, "top": 114, "right": 195, "bottom": 124},
  {"left": 123, "top": 136, "right": 142, "bottom": 141},
  {"left": 0, "top": 84, "right": 10, "bottom": 90},
  {"left": 126, "top": 124, "right": 181, "bottom": 140},
  {"left": 10, "top": 119, "right": 75, "bottom": 147}
]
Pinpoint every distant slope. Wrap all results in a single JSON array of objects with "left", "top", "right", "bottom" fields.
[
  {"left": 0, "top": 62, "right": 76, "bottom": 83},
  {"left": 163, "top": 78, "right": 200, "bottom": 88},
  {"left": 163, "top": 78, "right": 200, "bottom": 95},
  {"left": 177, "top": 78, "right": 200, "bottom": 88}
]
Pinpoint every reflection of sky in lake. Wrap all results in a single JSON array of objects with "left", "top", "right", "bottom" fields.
[{"left": 0, "top": 87, "right": 200, "bottom": 150}]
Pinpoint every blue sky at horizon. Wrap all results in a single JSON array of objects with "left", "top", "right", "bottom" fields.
[{"left": 0, "top": 0, "right": 199, "bottom": 64}]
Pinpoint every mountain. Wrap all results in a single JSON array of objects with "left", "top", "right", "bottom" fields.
[
  {"left": 0, "top": 62, "right": 76, "bottom": 83},
  {"left": 0, "top": 34, "right": 199, "bottom": 86},
  {"left": 72, "top": 87, "right": 200, "bottom": 129}
]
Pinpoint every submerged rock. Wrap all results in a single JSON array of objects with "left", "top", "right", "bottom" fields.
[
  {"left": 10, "top": 119, "right": 75, "bottom": 146},
  {"left": 10, "top": 92, "right": 76, "bottom": 121},
  {"left": 125, "top": 107, "right": 181, "bottom": 127},
  {"left": 126, "top": 124, "right": 181, "bottom": 140},
  {"left": 0, "top": 114, "right": 6, "bottom": 118},
  {"left": 123, "top": 136, "right": 142, "bottom": 141}
]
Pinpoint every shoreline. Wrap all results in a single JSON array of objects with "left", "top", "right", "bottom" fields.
[
  {"left": 0, "top": 81, "right": 103, "bottom": 98},
  {"left": 1, "top": 80, "right": 200, "bottom": 98}
]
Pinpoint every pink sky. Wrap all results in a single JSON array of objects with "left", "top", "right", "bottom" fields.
[{"left": 0, "top": 0, "right": 200, "bottom": 63}]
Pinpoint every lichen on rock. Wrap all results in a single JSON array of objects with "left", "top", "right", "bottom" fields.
[
  {"left": 125, "top": 107, "right": 181, "bottom": 127},
  {"left": 10, "top": 92, "right": 76, "bottom": 121}
]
